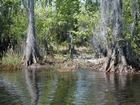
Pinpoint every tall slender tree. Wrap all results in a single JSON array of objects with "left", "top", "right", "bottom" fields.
[{"left": 23, "top": 0, "right": 40, "bottom": 66}]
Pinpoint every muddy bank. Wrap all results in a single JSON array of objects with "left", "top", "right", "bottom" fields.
[
  {"left": 24, "top": 56, "right": 105, "bottom": 72},
  {"left": 0, "top": 64, "right": 22, "bottom": 71}
]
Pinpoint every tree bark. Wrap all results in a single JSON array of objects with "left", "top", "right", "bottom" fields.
[
  {"left": 100, "top": 0, "right": 135, "bottom": 72},
  {"left": 23, "top": 0, "right": 40, "bottom": 67}
]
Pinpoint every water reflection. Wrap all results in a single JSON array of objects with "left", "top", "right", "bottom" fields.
[
  {"left": 74, "top": 69, "right": 109, "bottom": 105},
  {"left": 106, "top": 73, "right": 140, "bottom": 105},
  {"left": 24, "top": 69, "right": 39, "bottom": 105},
  {"left": 0, "top": 69, "right": 140, "bottom": 105},
  {"left": 23, "top": 69, "right": 77, "bottom": 105},
  {"left": 50, "top": 72, "right": 77, "bottom": 105}
]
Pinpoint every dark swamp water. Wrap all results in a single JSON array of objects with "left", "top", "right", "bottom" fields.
[{"left": 0, "top": 68, "right": 140, "bottom": 105}]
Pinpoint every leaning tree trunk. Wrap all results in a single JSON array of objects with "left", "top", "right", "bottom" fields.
[
  {"left": 23, "top": 0, "right": 40, "bottom": 66},
  {"left": 99, "top": 0, "right": 133, "bottom": 72}
]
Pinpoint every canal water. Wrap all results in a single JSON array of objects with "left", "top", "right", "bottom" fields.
[{"left": 0, "top": 68, "right": 140, "bottom": 105}]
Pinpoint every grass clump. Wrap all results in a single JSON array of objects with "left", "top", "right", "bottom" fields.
[{"left": 0, "top": 49, "right": 22, "bottom": 65}]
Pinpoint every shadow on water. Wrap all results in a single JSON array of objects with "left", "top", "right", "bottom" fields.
[{"left": 0, "top": 68, "right": 140, "bottom": 105}]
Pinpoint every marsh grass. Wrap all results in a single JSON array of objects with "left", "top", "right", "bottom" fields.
[{"left": 0, "top": 49, "right": 22, "bottom": 65}]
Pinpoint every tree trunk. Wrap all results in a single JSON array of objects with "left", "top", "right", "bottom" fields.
[
  {"left": 23, "top": 0, "right": 40, "bottom": 67},
  {"left": 67, "top": 33, "right": 74, "bottom": 58},
  {"left": 100, "top": 0, "right": 134, "bottom": 72}
]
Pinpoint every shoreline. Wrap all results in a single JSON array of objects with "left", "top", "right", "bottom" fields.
[
  {"left": 0, "top": 57, "right": 104, "bottom": 72},
  {"left": 0, "top": 56, "right": 139, "bottom": 74}
]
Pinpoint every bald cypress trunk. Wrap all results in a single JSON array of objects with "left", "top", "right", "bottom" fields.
[
  {"left": 99, "top": 0, "right": 137, "bottom": 72},
  {"left": 23, "top": 0, "right": 40, "bottom": 66}
]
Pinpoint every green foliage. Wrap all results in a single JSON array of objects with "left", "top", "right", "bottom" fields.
[
  {"left": 123, "top": 0, "right": 140, "bottom": 55},
  {"left": 72, "top": 6, "right": 100, "bottom": 45},
  {"left": 35, "top": 6, "right": 54, "bottom": 39},
  {"left": 0, "top": 0, "right": 14, "bottom": 38},
  {"left": 0, "top": 0, "right": 27, "bottom": 50},
  {"left": 35, "top": 0, "right": 81, "bottom": 44},
  {"left": 11, "top": 10, "right": 27, "bottom": 42},
  {"left": 33, "top": 0, "right": 100, "bottom": 48}
]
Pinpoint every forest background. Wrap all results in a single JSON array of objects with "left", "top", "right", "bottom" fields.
[{"left": 0, "top": 0, "right": 139, "bottom": 71}]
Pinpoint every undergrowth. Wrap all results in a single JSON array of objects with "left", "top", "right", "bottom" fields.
[{"left": 0, "top": 49, "right": 22, "bottom": 65}]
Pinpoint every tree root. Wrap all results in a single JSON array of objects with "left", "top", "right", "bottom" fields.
[
  {"left": 99, "top": 44, "right": 138, "bottom": 73},
  {"left": 100, "top": 55, "right": 134, "bottom": 73},
  {"left": 99, "top": 56, "right": 111, "bottom": 71}
]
